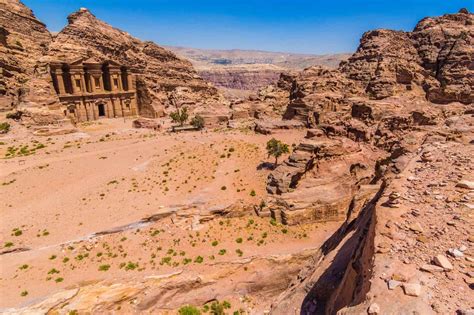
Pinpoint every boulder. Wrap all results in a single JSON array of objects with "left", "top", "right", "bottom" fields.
[
  {"left": 132, "top": 118, "right": 161, "bottom": 130},
  {"left": 402, "top": 283, "right": 422, "bottom": 297},
  {"left": 254, "top": 119, "right": 305, "bottom": 135},
  {"left": 368, "top": 303, "right": 380, "bottom": 314},
  {"left": 433, "top": 254, "right": 454, "bottom": 271}
]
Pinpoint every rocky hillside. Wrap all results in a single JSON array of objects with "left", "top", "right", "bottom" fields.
[
  {"left": 167, "top": 46, "right": 350, "bottom": 92},
  {"left": 339, "top": 9, "right": 473, "bottom": 104},
  {"left": 255, "top": 8, "right": 473, "bottom": 314},
  {"left": 1, "top": 4, "right": 473, "bottom": 314},
  {"left": 0, "top": 2, "right": 230, "bottom": 123},
  {"left": 281, "top": 9, "right": 473, "bottom": 128},
  {"left": 0, "top": 0, "right": 56, "bottom": 111},
  {"left": 47, "top": 8, "right": 228, "bottom": 119}
]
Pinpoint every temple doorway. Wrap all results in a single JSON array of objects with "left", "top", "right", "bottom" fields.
[{"left": 98, "top": 103, "right": 106, "bottom": 117}]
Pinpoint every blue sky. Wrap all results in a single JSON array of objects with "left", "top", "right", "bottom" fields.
[{"left": 23, "top": 0, "right": 473, "bottom": 54}]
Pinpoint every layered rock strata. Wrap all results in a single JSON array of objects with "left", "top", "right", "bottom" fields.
[{"left": 0, "top": 2, "right": 230, "bottom": 126}]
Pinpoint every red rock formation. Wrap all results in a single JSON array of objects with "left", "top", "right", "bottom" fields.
[
  {"left": 198, "top": 64, "right": 283, "bottom": 91},
  {"left": 0, "top": 0, "right": 56, "bottom": 111},
  {"left": 0, "top": 2, "right": 230, "bottom": 125},
  {"left": 47, "top": 8, "right": 229, "bottom": 120},
  {"left": 411, "top": 9, "right": 473, "bottom": 104},
  {"left": 279, "top": 10, "right": 472, "bottom": 130},
  {"left": 265, "top": 9, "right": 473, "bottom": 314},
  {"left": 340, "top": 29, "right": 426, "bottom": 99}
]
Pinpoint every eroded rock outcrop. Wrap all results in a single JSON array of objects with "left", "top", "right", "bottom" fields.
[
  {"left": 260, "top": 10, "right": 473, "bottom": 230},
  {"left": 0, "top": 0, "right": 58, "bottom": 111},
  {"left": 0, "top": 2, "right": 231, "bottom": 127},
  {"left": 411, "top": 9, "right": 474, "bottom": 104},
  {"left": 340, "top": 29, "right": 426, "bottom": 99},
  {"left": 280, "top": 9, "right": 472, "bottom": 130},
  {"left": 263, "top": 128, "right": 383, "bottom": 225},
  {"left": 46, "top": 8, "right": 229, "bottom": 121},
  {"left": 264, "top": 10, "right": 473, "bottom": 314}
]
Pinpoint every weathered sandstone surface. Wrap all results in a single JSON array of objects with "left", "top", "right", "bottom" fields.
[
  {"left": 0, "top": 0, "right": 58, "bottom": 112},
  {"left": 282, "top": 10, "right": 472, "bottom": 129},
  {"left": 47, "top": 8, "right": 228, "bottom": 119},
  {"left": 0, "top": 1, "right": 230, "bottom": 126},
  {"left": 262, "top": 8, "right": 474, "bottom": 315}
]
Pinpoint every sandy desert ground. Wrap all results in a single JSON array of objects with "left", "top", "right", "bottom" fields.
[{"left": 0, "top": 119, "right": 341, "bottom": 311}]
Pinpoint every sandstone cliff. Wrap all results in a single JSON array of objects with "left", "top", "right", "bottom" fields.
[
  {"left": 339, "top": 9, "right": 473, "bottom": 103},
  {"left": 1, "top": 2, "right": 230, "bottom": 125},
  {"left": 262, "top": 9, "right": 474, "bottom": 314},
  {"left": 282, "top": 9, "right": 473, "bottom": 129},
  {"left": 412, "top": 10, "right": 474, "bottom": 104},
  {"left": 0, "top": 0, "right": 57, "bottom": 111},
  {"left": 198, "top": 64, "right": 285, "bottom": 91},
  {"left": 46, "top": 8, "right": 229, "bottom": 120}
]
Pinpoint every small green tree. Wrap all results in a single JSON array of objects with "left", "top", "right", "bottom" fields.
[
  {"left": 170, "top": 107, "right": 189, "bottom": 126},
  {"left": 190, "top": 115, "right": 205, "bottom": 130},
  {"left": 266, "top": 138, "right": 289, "bottom": 167}
]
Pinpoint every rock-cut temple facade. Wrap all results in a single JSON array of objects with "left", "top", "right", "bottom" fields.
[{"left": 50, "top": 58, "right": 138, "bottom": 122}]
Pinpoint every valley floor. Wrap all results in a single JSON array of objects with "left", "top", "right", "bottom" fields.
[{"left": 0, "top": 119, "right": 339, "bottom": 313}]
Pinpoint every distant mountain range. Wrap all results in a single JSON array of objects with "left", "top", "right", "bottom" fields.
[
  {"left": 165, "top": 46, "right": 351, "bottom": 70},
  {"left": 165, "top": 46, "right": 351, "bottom": 94}
]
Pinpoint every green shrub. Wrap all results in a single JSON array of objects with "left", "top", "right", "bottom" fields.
[
  {"left": 6, "top": 111, "right": 22, "bottom": 120},
  {"left": 194, "top": 256, "right": 204, "bottom": 263},
  {"left": 190, "top": 115, "right": 205, "bottom": 130},
  {"left": 12, "top": 228, "right": 22, "bottom": 236},
  {"left": 170, "top": 107, "right": 189, "bottom": 126},
  {"left": 0, "top": 122, "right": 10, "bottom": 134},
  {"left": 124, "top": 262, "right": 138, "bottom": 270},
  {"left": 178, "top": 305, "right": 201, "bottom": 315},
  {"left": 209, "top": 300, "right": 231, "bottom": 315}
]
